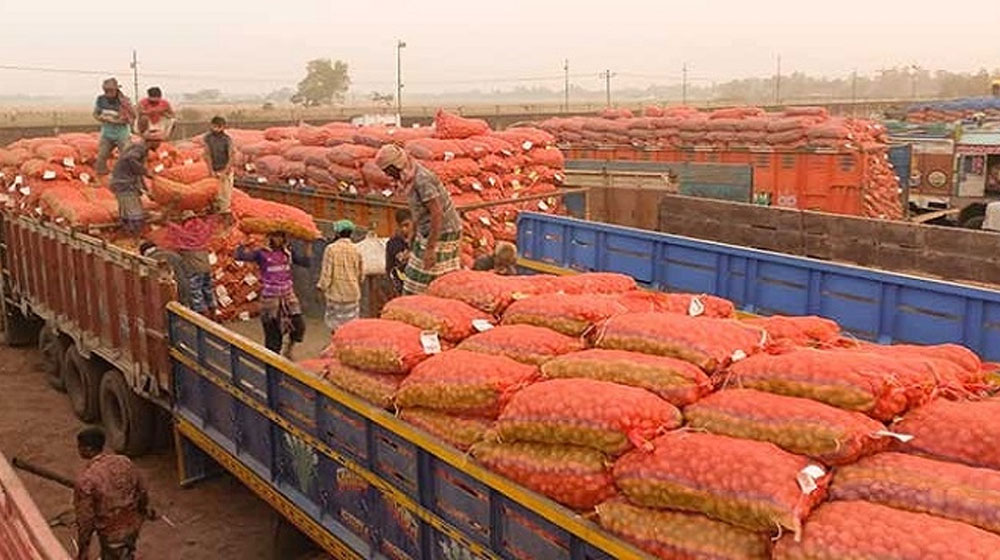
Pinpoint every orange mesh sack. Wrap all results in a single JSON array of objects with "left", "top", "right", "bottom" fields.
[
  {"left": 329, "top": 319, "right": 431, "bottom": 374},
  {"left": 846, "top": 343, "right": 986, "bottom": 391},
  {"left": 830, "top": 452, "right": 1000, "bottom": 535},
  {"left": 596, "top": 498, "right": 772, "bottom": 560},
  {"left": 381, "top": 295, "right": 492, "bottom": 342},
  {"left": 497, "top": 379, "right": 682, "bottom": 455},
  {"left": 596, "top": 312, "right": 765, "bottom": 372},
  {"left": 434, "top": 109, "right": 490, "bottom": 140},
  {"left": 471, "top": 441, "right": 615, "bottom": 510},
  {"left": 40, "top": 186, "right": 117, "bottom": 226},
  {"left": 684, "top": 389, "right": 891, "bottom": 465},
  {"left": 323, "top": 359, "right": 401, "bottom": 409},
  {"left": 742, "top": 315, "right": 841, "bottom": 347},
  {"left": 296, "top": 358, "right": 331, "bottom": 378},
  {"left": 540, "top": 349, "right": 711, "bottom": 407},
  {"left": 159, "top": 161, "right": 211, "bottom": 184},
  {"left": 773, "top": 501, "right": 1000, "bottom": 560},
  {"left": 614, "top": 291, "right": 735, "bottom": 318},
  {"left": 552, "top": 273, "right": 636, "bottom": 295},
  {"left": 613, "top": 432, "right": 830, "bottom": 535},
  {"left": 458, "top": 325, "right": 584, "bottom": 366},
  {"left": 501, "top": 294, "right": 627, "bottom": 337},
  {"left": 399, "top": 409, "right": 493, "bottom": 451},
  {"left": 427, "top": 271, "right": 564, "bottom": 314},
  {"left": 395, "top": 350, "right": 538, "bottom": 418},
  {"left": 234, "top": 196, "right": 321, "bottom": 240},
  {"left": 893, "top": 398, "right": 1000, "bottom": 470},
  {"left": 150, "top": 176, "right": 220, "bottom": 212}
]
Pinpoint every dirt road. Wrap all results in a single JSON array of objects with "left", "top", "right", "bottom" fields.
[{"left": 0, "top": 343, "right": 318, "bottom": 560}]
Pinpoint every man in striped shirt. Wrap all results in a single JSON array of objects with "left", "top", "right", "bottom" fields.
[{"left": 317, "top": 220, "right": 363, "bottom": 332}]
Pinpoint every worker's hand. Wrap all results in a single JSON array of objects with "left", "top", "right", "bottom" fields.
[{"left": 421, "top": 248, "right": 436, "bottom": 271}]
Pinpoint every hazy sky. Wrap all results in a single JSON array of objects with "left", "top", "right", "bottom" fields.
[{"left": 1, "top": 0, "right": 998, "bottom": 100}]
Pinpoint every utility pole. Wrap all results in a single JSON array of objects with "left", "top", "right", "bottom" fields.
[
  {"left": 851, "top": 69, "right": 858, "bottom": 116},
  {"left": 775, "top": 54, "right": 781, "bottom": 105},
  {"left": 130, "top": 50, "right": 139, "bottom": 101},
  {"left": 910, "top": 64, "right": 919, "bottom": 99},
  {"left": 682, "top": 63, "right": 688, "bottom": 105},
  {"left": 563, "top": 59, "right": 570, "bottom": 112},
  {"left": 396, "top": 40, "right": 406, "bottom": 121},
  {"left": 601, "top": 69, "right": 614, "bottom": 107}
]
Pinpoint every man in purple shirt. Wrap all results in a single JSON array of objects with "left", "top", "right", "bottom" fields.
[{"left": 235, "top": 231, "right": 312, "bottom": 358}]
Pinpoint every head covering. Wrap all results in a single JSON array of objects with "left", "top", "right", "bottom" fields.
[
  {"left": 102, "top": 77, "right": 119, "bottom": 89},
  {"left": 333, "top": 219, "right": 355, "bottom": 233},
  {"left": 374, "top": 144, "right": 408, "bottom": 171}
]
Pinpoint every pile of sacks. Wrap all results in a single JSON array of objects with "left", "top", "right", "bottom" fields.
[
  {"left": 906, "top": 97, "right": 1000, "bottom": 123},
  {"left": 300, "top": 268, "right": 1000, "bottom": 560},
  {"left": 0, "top": 132, "right": 320, "bottom": 322}
]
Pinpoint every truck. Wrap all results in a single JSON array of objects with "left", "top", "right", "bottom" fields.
[{"left": 3, "top": 209, "right": 1000, "bottom": 559}]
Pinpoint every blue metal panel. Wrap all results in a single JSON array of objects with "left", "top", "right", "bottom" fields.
[{"left": 517, "top": 213, "right": 1000, "bottom": 361}]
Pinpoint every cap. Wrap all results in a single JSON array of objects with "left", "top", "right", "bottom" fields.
[
  {"left": 374, "top": 144, "right": 407, "bottom": 171},
  {"left": 333, "top": 219, "right": 355, "bottom": 233}
]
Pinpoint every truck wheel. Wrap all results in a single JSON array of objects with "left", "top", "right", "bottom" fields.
[
  {"left": 63, "top": 346, "right": 102, "bottom": 423},
  {"left": 3, "top": 307, "right": 39, "bottom": 347},
  {"left": 99, "top": 370, "right": 154, "bottom": 456},
  {"left": 38, "top": 325, "right": 68, "bottom": 391}
]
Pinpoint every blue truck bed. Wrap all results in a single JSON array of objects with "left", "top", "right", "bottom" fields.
[{"left": 517, "top": 212, "right": 1000, "bottom": 362}]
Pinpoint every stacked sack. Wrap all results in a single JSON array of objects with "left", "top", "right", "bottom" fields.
[
  {"left": 231, "top": 110, "right": 568, "bottom": 263},
  {"left": 906, "top": 97, "right": 1000, "bottom": 123},
  {"left": 298, "top": 267, "right": 1000, "bottom": 559},
  {"left": 537, "top": 106, "right": 903, "bottom": 220},
  {"left": 0, "top": 132, "right": 321, "bottom": 321}
]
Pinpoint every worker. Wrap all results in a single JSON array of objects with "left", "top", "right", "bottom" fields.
[
  {"left": 374, "top": 144, "right": 462, "bottom": 294},
  {"left": 384, "top": 208, "right": 413, "bottom": 298},
  {"left": 317, "top": 220, "right": 363, "bottom": 333},
  {"left": 139, "top": 241, "right": 193, "bottom": 307},
  {"left": 93, "top": 78, "right": 135, "bottom": 177},
  {"left": 136, "top": 86, "right": 175, "bottom": 139},
  {"left": 171, "top": 211, "right": 218, "bottom": 317},
  {"left": 203, "top": 116, "right": 235, "bottom": 218},
  {"left": 110, "top": 136, "right": 160, "bottom": 237},
  {"left": 472, "top": 241, "right": 518, "bottom": 275},
  {"left": 235, "top": 231, "right": 311, "bottom": 358},
  {"left": 73, "top": 426, "right": 150, "bottom": 560}
]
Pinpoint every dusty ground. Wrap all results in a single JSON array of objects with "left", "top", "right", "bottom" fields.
[
  {"left": 226, "top": 315, "right": 331, "bottom": 362},
  {"left": 0, "top": 343, "right": 324, "bottom": 559}
]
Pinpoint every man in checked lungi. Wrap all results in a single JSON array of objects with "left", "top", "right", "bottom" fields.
[
  {"left": 109, "top": 134, "right": 161, "bottom": 237},
  {"left": 374, "top": 144, "right": 463, "bottom": 294}
]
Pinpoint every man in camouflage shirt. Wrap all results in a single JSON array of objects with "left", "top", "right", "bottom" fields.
[{"left": 74, "top": 426, "right": 150, "bottom": 560}]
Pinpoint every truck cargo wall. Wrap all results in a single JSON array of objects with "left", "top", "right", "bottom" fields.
[
  {"left": 0, "top": 453, "right": 70, "bottom": 560},
  {"left": 657, "top": 194, "right": 1000, "bottom": 287}
]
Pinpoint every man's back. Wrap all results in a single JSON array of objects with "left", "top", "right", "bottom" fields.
[
  {"left": 320, "top": 239, "right": 362, "bottom": 303},
  {"left": 75, "top": 453, "right": 147, "bottom": 541}
]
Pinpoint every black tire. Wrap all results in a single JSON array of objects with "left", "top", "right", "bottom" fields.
[
  {"left": 62, "top": 346, "right": 102, "bottom": 422},
  {"left": 38, "top": 325, "right": 68, "bottom": 391},
  {"left": 3, "top": 306, "right": 39, "bottom": 347},
  {"left": 99, "top": 370, "right": 155, "bottom": 456}
]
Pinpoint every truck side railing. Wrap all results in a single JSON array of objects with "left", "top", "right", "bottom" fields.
[
  {"left": 0, "top": 212, "right": 176, "bottom": 402},
  {"left": 0, "top": 452, "right": 71, "bottom": 560},
  {"left": 517, "top": 212, "right": 1000, "bottom": 361},
  {"left": 167, "top": 303, "right": 651, "bottom": 560}
]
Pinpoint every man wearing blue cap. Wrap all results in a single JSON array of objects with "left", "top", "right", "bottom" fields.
[{"left": 317, "top": 220, "right": 364, "bottom": 333}]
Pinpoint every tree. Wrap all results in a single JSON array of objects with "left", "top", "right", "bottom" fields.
[
  {"left": 183, "top": 89, "right": 222, "bottom": 102},
  {"left": 292, "top": 59, "right": 350, "bottom": 107},
  {"left": 265, "top": 87, "right": 295, "bottom": 103},
  {"left": 371, "top": 91, "right": 394, "bottom": 107}
]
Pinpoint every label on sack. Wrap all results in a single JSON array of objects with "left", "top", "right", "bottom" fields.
[
  {"left": 238, "top": 311, "right": 251, "bottom": 321},
  {"left": 159, "top": 151, "right": 169, "bottom": 159},
  {"left": 471, "top": 181, "right": 483, "bottom": 192},
  {"left": 19, "top": 185, "right": 31, "bottom": 196},
  {"left": 244, "top": 163, "right": 254, "bottom": 172},
  {"left": 246, "top": 291, "right": 258, "bottom": 302},
  {"left": 0, "top": 172, "right": 6, "bottom": 180},
  {"left": 216, "top": 285, "right": 229, "bottom": 298},
  {"left": 208, "top": 252, "right": 218, "bottom": 266},
  {"left": 443, "top": 151, "right": 455, "bottom": 161},
  {"left": 796, "top": 465, "right": 826, "bottom": 495},
  {"left": 420, "top": 331, "right": 442, "bottom": 355},
  {"left": 218, "top": 294, "right": 233, "bottom": 307},
  {"left": 538, "top": 201, "right": 550, "bottom": 211},
  {"left": 243, "top": 274, "right": 258, "bottom": 286},
  {"left": 522, "top": 141, "right": 533, "bottom": 151},
  {"left": 153, "top": 164, "right": 165, "bottom": 173},
  {"left": 257, "top": 176, "right": 267, "bottom": 184},
  {"left": 79, "top": 173, "right": 91, "bottom": 184},
  {"left": 554, "top": 173, "right": 565, "bottom": 183},
  {"left": 487, "top": 176, "right": 497, "bottom": 186},
  {"left": 183, "top": 158, "right": 194, "bottom": 166},
  {"left": 528, "top": 171, "right": 539, "bottom": 180},
  {"left": 511, "top": 292, "right": 530, "bottom": 301},
  {"left": 511, "top": 180, "right": 522, "bottom": 191},
  {"left": 472, "top": 319, "right": 494, "bottom": 333},
  {"left": 13, "top": 175, "right": 23, "bottom": 187},
  {"left": 42, "top": 170, "right": 57, "bottom": 180},
  {"left": 62, "top": 157, "right": 75, "bottom": 168},
  {"left": 381, "top": 189, "right": 394, "bottom": 198},
  {"left": 478, "top": 216, "right": 491, "bottom": 226},
  {"left": 730, "top": 349, "right": 748, "bottom": 362},
  {"left": 288, "top": 179, "right": 297, "bottom": 186},
  {"left": 688, "top": 297, "right": 705, "bottom": 317},
  {"left": 875, "top": 430, "right": 915, "bottom": 443},
  {"left": 501, "top": 149, "right": 513, "bottom": 157}
]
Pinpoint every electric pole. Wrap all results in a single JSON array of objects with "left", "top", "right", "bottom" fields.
[
  {"left": 130, "top": 50, "right": 139, "bottom": 101},
  {"left": 563, "top": 59, "right": 570, "bottom": 112},
  {"left": 601, "top": 69, "right": 614, "bottom": 107},
  {"left": 682, "top": 63, "right": 688, "bottom": 105},
  {"left": 851, "top": 69, "right": 858, "bottom": 116},
  {"left": 775, "top": 54, "right": 781, "bottom": 105},
  {"left": 396, "top": 40, "right": 407, "bottom": 121}
]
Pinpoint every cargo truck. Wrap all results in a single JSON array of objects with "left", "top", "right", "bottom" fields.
[{"left": 3, "top": 209, "right": 1000, "bottom": 559}]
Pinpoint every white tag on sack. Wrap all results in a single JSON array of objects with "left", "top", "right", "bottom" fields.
[
  {"left": 19, "top": 184, "right": 31, "bottom": 196},
  {"left": 501, "top": 149, "right": 513, "bottom": 157},
  {"left": 13, "top": 175, "right": 23, "bottom": 187},
  {"left": 79, "top": 173, "right": 91, "bottom": 184},
  {"left": 875, "top": 430, "right": 915, "bottom": 443},
  {"left": 208, "top": 252, "right": 218, "bottom": 266},
  {"left": 288, "top": 179, "right": 297, "bottom": 186},
  {"left": 479, "top": 215, "right": 491, "bottom": 226},
  {"left": 511, "top": 292, "right": 530, "bottom": 301},
  {"left": 487, "top": 176, "right": 497, "bottom": 186},
  {"left": 796, "top": 465, "right": 826, "bottom": 495},
  {"left": 215, "top": 285, "right": 229, "bottom": 299},
  {"left": 538, "top": 201, "right": 550, "bottom": 211},
  {"left": 42, "top": 170, "right": 57, "bottom": 180},
  {"left": 159, "top": 151, "right": 169, "bottom": 159},
  {"left": 238, "top": 311, "right": 250, "bottom": 321},
  {"left": 243, "top": 274, "right": 258, "bottom": 286},
  {"left": 471, "top": 181, "right": 483, "bottom": 192},
  {"left": 235, "top": 261, "right": 245, "bottom": 268},
  {"left": 184, "top": 158, "right": 194, "bottom": 166},
  {"left": 688, "top": 297, "right": 705, "bottom": 317},
  {"left": 472, "top": 319, "right": 494, "bottom": 333},
  {"left": 154, "top": 164, "right": 165, "bottom": 173},
  {"left": 511, "top": 180, "right": 522, "bottom": 191},
  {"left": 0, "top": 172, "right": 6, "bottom": 180},
  {"left": 554, "top": 173, "right": 565, "bottom": 183},
  {"left": 62, "top": 157, "right": 75, "bottom": 168},
  {"left": 522, "top": 141, "right": 533, "bottom": 151},
  {"left": 381, "top": 189, "right": 394, "bottom": 198},
  {"left": 244, "top": 163, "right": 254, "bottom": 171},
  {"left": 219, "top": 294, "right": 233, "bottom": 307},
  {"left": 257, "top": 176, "right": 267, "bottom": 184},
  {"left": 443, "top": 151, "right": 455, "bottom": 161},
  {"left": 420, "top": 331, "right": 442, "bottom": 355},
  {"left": 731, "top": 349, "right": 748, "bottom": 362},
  {"left": 246, "top": 291, "right": 258, "bottom": 302}
]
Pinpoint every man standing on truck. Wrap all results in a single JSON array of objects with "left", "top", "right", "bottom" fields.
[
  {"left": 74, "top": 426, "right": 150, "bottom": 560},
  {"left": 236, "top": 231, "right": 311, "bottom": 358},
  {"left": 93, "top": 78, "right": 135, "bottom": 178},
  {"left": 203, "top": 116, "right": 235, "bottom": 218},
  {"left": 385, "top": 208, "right": 413, "bottom": 298},
  {"left": 136, "top": 86, "right": 175, "bottom": 139},
  {"left": 110, "top": 136, "right": 160, "bottom": 237},
  {"left": 374, "top": 144, "right": 462, "bottom": 294},
  {"left": 317, "top": 220, "right": 363, "bottom": 333}
]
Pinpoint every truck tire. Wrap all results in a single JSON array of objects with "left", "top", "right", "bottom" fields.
[
  {"left": 3, "top": 307, "right": 39, "bottom": 347},
  {"left": 63, "top": 346, "right": 102, "bottom": 423},
  {"left": 38, "top": 325, "right": 68, "bottom": 391},
  {"left": 99, "top": 370, "right": 154, "bottom": 456}
]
